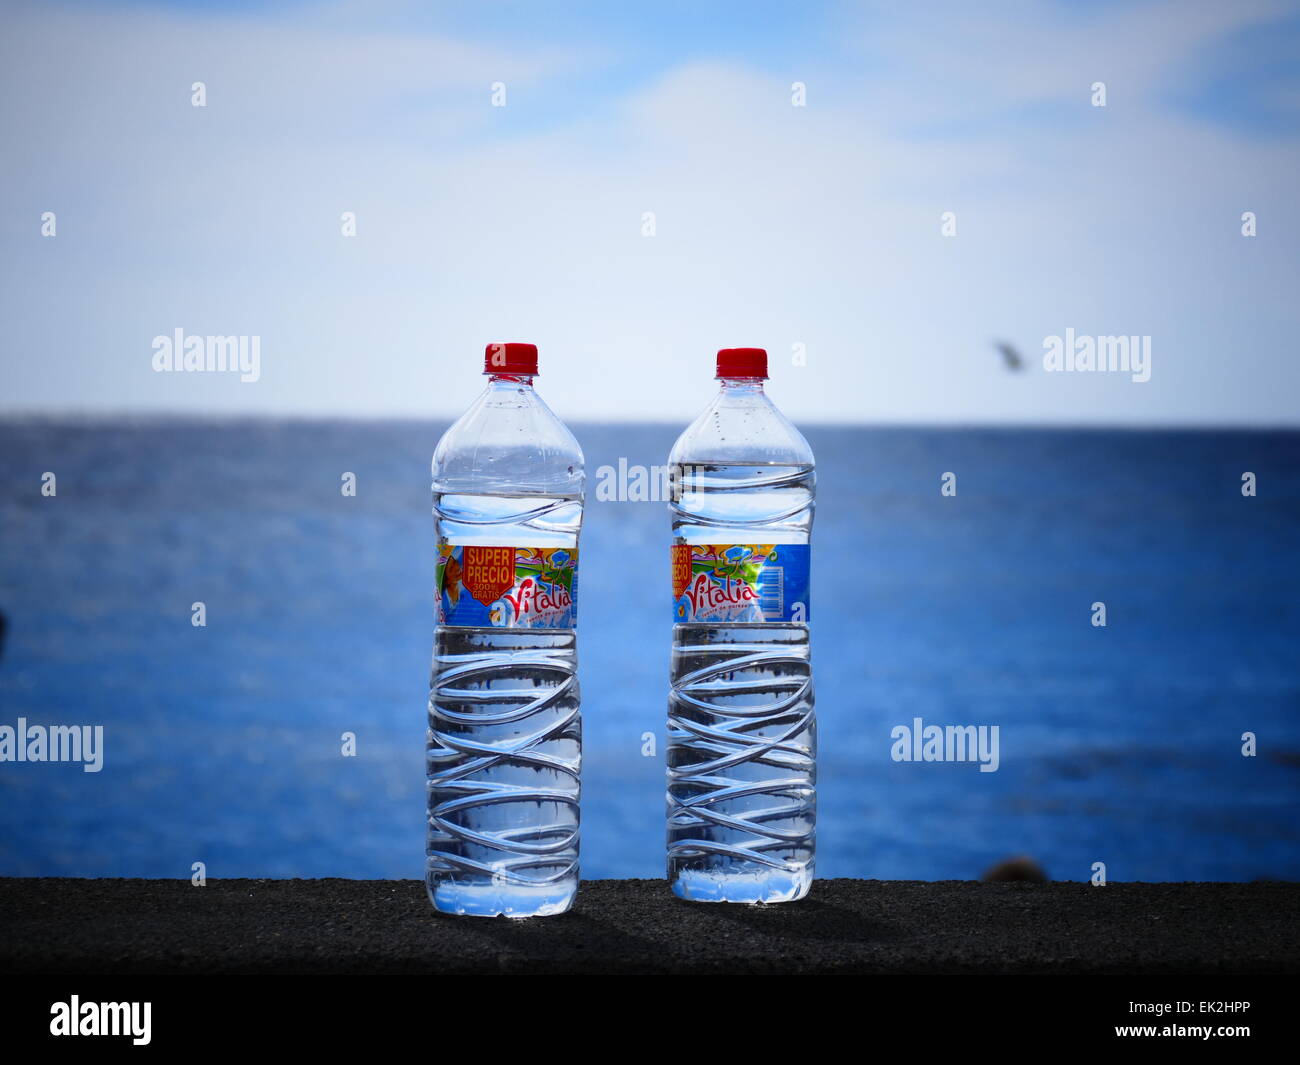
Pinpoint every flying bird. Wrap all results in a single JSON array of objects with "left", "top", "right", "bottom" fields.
[{"left": 993, "top": 340, "right": 1024, "bottom": 371}]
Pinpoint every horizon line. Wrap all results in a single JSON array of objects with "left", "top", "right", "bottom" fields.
[{"left": 1, "top": 408, "right": 1297, "bottom": 433}]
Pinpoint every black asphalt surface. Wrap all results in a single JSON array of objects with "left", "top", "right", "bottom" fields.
[{"left": 2, "top": 877, "right": 1297, "bottom": 975}]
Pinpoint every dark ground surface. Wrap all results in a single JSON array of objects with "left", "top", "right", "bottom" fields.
[{"left": 3, "top": 878, "right": 1298, "bottom": 974}]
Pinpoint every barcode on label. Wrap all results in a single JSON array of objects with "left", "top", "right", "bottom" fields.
[{"left": 757, "top": 565, "right": 784, "bottom": 619}]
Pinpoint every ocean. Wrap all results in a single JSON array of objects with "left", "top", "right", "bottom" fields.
[{"left": 1, "top": 419, "right": 1297, "bottom": 882}]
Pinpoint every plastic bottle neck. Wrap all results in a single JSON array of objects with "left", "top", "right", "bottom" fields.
[
  {"left": 718, "top": 377, "right": 766, "bottom": 394},
  {"left": 486, "top": 373, "right": 536, "bottom": 388}
]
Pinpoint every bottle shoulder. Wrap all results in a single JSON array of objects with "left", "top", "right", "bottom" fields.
[
  {"left": 669, "top": 386, "right": 813, "bottom": 467},
  {"left": 432, "top": 381, "right": 584, "bottom": 495}
]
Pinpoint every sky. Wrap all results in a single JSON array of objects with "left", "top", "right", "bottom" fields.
[{"left": 1, "top": 0, "right": 1298, "bottom": 425}]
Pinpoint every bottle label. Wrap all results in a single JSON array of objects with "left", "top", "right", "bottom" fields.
[
  {"left": 671, "top": 543, "right": 809, "bottom": 624},
  {"left": 437, "top": 545, "right": 578, "bottom": 629}
]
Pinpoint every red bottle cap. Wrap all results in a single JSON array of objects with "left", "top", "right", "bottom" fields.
[
  {"left": 715, "top": 347, "right": 768, "bottom": 379},
  {"left": 484, "top": 342, "right": 539, "bottom": 376}
]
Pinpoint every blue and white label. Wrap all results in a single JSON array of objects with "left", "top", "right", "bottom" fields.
[{"left": 671, "top": 543, "right": 810, "bottom": 623}]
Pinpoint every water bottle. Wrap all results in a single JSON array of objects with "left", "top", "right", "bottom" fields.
[
  {"left": 667, "top": 347, "right": 816, "bottom": 903},
  {"left": 427, "top": 342, "right": 584, "bottom": 917}
]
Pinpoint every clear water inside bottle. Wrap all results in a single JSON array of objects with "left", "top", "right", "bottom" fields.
[
  {"left": 426, "top": 490, "right": 582, "bottom": 917},
  {"left": 668, "top": 461, "right": 816, "bottom": 903}
]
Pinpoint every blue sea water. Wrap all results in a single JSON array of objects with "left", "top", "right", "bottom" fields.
[{"left": 0, "top": 419, "right": 1297, "bottom": 882}]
